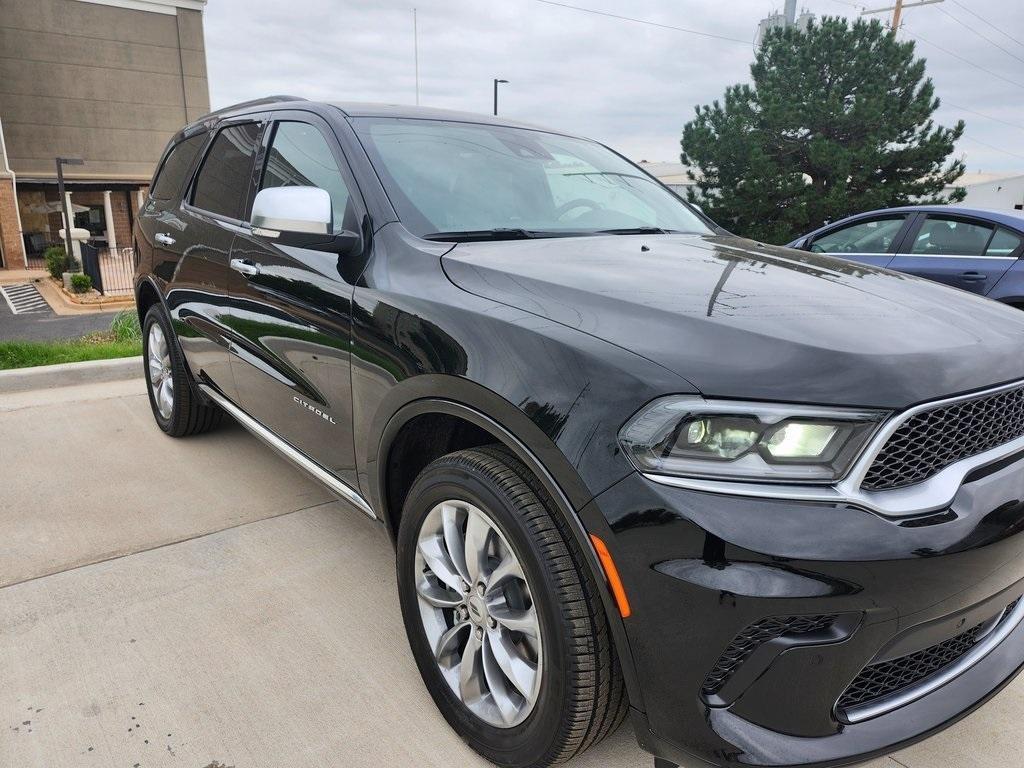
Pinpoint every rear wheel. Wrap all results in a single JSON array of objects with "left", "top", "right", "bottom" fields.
[
  {"left": 142, "top": 304, "right": 222, "bottom": 437},
  {"left": 397, "top": 445, "right": 627, "bottom": 767}
]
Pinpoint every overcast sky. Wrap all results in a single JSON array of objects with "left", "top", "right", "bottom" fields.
[{"left": 204, "top": 0, "right": 1024, "bottom": 175}]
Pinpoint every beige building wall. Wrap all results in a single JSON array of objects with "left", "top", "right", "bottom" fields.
[
  {"left": 0, "top": 0, "right": 208, "bottom": 268},
  {"left": 0, "top": 0, "right": 209, "bottom": 183}
]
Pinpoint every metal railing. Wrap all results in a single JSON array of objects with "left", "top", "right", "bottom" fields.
[{"left": 81, "top": 244, "right": 135, "bottom": 296}]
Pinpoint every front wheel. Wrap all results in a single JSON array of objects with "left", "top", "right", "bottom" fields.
[{"left": 396, "top": 446, "right": 626, "bottom": 767}]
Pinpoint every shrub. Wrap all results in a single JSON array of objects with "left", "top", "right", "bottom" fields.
[
  {"left": 110, "top": 308, "right": 141, "bottom": 343},
  {"left": 70, "top": 273, "right": 92, "bottom": 294},
  {"left": 44, "top": 246, "right": 68, "bottom": 279}
]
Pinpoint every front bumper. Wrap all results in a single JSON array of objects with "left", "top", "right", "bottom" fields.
[{"left": 585, "top": 449, "right": 1024, "bottom": 767}]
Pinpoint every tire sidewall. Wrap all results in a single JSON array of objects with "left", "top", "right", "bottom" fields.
[{"left": 397, "top": 461, "right": 571, "bottom": 767}]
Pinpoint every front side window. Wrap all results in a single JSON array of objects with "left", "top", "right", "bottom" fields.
[
  {"left": 191, "top": 123, "right": 262, "bottom": 220},
  {"left": 151, "top": 133, "right": 207, "bottom": 200},
  {"left": 352, "top": 117, "right": 711, "bottom": 238},
  {"left": 810, "top": 217, "right": 906, "bottom": 254},
  {"left": 261, "top": 122, "right": 353, "bottom": 233},
  {"left": 911, "top": 217, "right": 994, "bottom": 257}
]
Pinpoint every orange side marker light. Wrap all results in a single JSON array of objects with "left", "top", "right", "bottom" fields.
[{"left": 589, "top": 533, "right": 632, "bottom": 619}]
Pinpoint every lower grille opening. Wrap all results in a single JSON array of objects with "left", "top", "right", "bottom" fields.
[
  {"left": 838, "top": 600, "right": 1019, "bottom": 711},
  {"left": 702, "top": 614, "right": 838, "bottom": 696}
]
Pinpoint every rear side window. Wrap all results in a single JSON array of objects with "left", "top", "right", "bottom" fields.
[
  {"left": 987, "top": 228, "right": 1023, "bottom": 257},
  {"left": 191, "top": 123, "right": 262, "bottom": 220},
  {"left": 151, "top": 133, "right": 206, "bottom": 200},
  {"left": 911, "top": 217, "right": 994, "bottom": 257},
  {"left": 810, "top": 216, "right": 906, "bottom": 254}
]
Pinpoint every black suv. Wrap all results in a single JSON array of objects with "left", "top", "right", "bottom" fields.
[{"left": 134, "top": 96, "right": 1024, "bottom": 768}]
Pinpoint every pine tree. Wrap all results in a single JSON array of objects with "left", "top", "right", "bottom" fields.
[{"left": 681, "top": 17, "right": 966, "bottom": 244}]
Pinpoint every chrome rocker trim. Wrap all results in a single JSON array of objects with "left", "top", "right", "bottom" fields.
[
  {"left": 645, "top": 377, "right": 1024, "bottom": 518},
  {"left": 838, "top": 597, "right": 1024, "bottom": 724},
  {"left": 199, "top": 384, "right": 376, "bottom": 520}
]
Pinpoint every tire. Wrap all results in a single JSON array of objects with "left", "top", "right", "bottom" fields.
[
  {"left": 142, "top": 304, "right": 223, "bottom": 437},
  {"left": 397, "top": 445, "right": 627, "bottom": 767}
]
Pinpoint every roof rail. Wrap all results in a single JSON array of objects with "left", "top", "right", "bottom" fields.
[{"left": 197, "top": 95, "right": 308, "bottom": 122}]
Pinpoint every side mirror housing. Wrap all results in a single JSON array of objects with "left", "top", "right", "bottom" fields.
[{"left": 251, "top": 186, "right": 332, "bottom": 236}]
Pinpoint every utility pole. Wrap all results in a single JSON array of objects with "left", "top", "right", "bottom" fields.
[
  {"left": 861, "top": 0, "right": 943, "bottom": 33},
  {"left": 493, "top": 79, "right": 509, "bottom": 116},
  {"left": 413, "top": 8, "right": 420, "bottom": 105}
]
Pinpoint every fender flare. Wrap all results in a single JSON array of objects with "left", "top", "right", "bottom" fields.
[{"left": 374, "top": 391, "right": 645, "bottom": 710}]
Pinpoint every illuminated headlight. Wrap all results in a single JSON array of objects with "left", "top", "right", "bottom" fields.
[{"left": 619, "top": 397, "right": 887, "bottom": 483}]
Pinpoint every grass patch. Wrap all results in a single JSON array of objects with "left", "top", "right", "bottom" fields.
[
  {"left": 0, "top": 310, "right": 143, "bottom": 370},
  {"left": 0, "top": 335, "right": 142, "bottom": 370}
]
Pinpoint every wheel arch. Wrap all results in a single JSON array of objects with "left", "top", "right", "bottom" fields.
[{"left": 370, "top": 380, "right": 645, "bottom": 709}]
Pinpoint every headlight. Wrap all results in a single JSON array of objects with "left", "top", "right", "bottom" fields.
[{"left": 619, "top": 396, "right": 887, "bottom": 483}]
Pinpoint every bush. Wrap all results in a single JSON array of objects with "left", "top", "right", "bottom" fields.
[
  {"left": 110, "top": 308, "right": 141, "bottom": 343},
  {"left": 44, "top": 246, "right": 68, "bottom": 279},
  {"left": 70, "top": 273, "right": 92, "bottom": 294}
]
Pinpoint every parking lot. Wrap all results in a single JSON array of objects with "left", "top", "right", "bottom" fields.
[{"left": 1, "top": 378, "right": 1022, "bottom": 768}]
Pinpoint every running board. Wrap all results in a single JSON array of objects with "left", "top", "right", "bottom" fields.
[{"left": 199, "top": 384, "right": 376, "bottom": 520}]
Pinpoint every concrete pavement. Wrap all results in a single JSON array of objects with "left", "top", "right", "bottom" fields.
[{"left": 1, "top": 379, "right": 1021, "bottom": 767}]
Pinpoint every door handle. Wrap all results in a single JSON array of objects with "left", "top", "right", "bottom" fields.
[
  {"left": 154, "top": 232, "right": 175, "bottom": 245},
  {"left": 960, "top": 271, "right": 986, "bottom": 282},
  {"left": 230, "top": 258, "right": 261, "bottom": 277}
]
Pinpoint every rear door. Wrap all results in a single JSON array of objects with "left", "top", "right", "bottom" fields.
[
  {"left": 160, "top": 119, "right": 265, "bottom": 398},
  {"left": 805, "top": 214, "right": 912, "bottom": 269},
  {"left": 227, "top": 111, "right": 364, "bottom": 486},
  {"left": 888, "top": 213, "right": 1014, "bottom": 296}
]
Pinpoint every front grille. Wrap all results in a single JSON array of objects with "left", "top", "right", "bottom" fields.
[
  {"left": 838, "top": 600, "right": 1017, "bottom": 711},
  {"left": 862, "top": 382, "right": 1024, "bottom": 491},
  {"left": 702, "top": 614, "right": 837, "bottom": 695}
]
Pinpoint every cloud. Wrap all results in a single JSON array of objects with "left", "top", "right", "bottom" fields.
[{"left": 204, "top": 0, "right": 1024, "bottom": 173}]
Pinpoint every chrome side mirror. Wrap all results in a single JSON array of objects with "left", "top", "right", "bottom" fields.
[{"left": 250, "top": 186, "right": 331, "bottom": 237}]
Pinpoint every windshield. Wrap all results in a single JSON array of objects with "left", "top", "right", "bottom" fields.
[{"left": 352, "top": 117, "right": 712, "bottom": 239}]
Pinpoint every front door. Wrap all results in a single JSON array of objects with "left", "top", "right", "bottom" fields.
[
  {"left": 805, "top": 214, "right": 912, "bottom": 269},
  {"left": 888, "top": 214, "right": 1016, "bottom": 296},
  {"left": 227, "top": 114, "right": 364, "bottom": 487}
]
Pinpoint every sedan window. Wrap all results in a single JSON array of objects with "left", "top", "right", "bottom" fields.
[
  {"left": 986, "top": 228, "right": 1023, "bottom": 257},
  {"left": 810, "top": 216, "right": 906, "bottom": 254},
  {"left": 910, "top": 217, "right": 994, "bottom": 257}
]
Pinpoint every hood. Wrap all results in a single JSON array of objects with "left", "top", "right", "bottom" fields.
[{"left": 441, "top": 233, "right": 1024, "bottom": 408}]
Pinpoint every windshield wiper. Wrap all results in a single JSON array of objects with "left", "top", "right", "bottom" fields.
[
  {"left": 596, "top": 227, "right": 680, "bottom": 235},
  {"left": 422, "top": 228, "right": 592, "bottom": 242}
]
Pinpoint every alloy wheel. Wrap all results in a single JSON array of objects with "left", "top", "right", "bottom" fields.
[
  {"left": 414, "top": 499, "right": 543, "bottom": 728},
  {"left": 147, "top": 323, "right": 174, "bottom": 420}
]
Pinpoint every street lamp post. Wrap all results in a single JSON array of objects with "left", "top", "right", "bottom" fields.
[
  {"left": 56, "top": 156, "right": 84, "bottom": 271},
  {"left": 493, "top": 78, "right": 509, "bottom": 116}
]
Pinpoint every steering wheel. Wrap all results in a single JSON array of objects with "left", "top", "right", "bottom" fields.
[{"left": 554, "top": 199, "right": 601, "bottom": 221}]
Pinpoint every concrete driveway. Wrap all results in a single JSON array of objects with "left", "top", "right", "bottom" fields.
[{"left": 1, "top": 379, "right": 1021, "bottom": 768}]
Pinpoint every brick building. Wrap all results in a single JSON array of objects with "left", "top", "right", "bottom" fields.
[{"left": 0, "top": 0, "right": 210, "bottom": 270}]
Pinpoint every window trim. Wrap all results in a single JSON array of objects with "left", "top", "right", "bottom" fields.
[
  {"left": 899, "top": 213, "right": 1018, "bottom": 260},
  {"left": 807, "top": 213, "right": 913, "bottom": 256},
  {"left": 182, "top": 118, "right": 268, "bottom": 226}
]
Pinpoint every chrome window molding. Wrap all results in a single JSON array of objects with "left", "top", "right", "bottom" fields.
[
  {"left": 836, "top": 597, "right": 1024, "bottom": 724},
  {"left": 644, "top": 377, "right": 1024, "bottom": 518},
  {"left": 199, "top": 384, "right": 376, "bottom": 519}
]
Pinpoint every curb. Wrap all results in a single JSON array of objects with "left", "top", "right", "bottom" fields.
[{"left": 0, "top": 356, "right": 143, "bottom": 394}]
